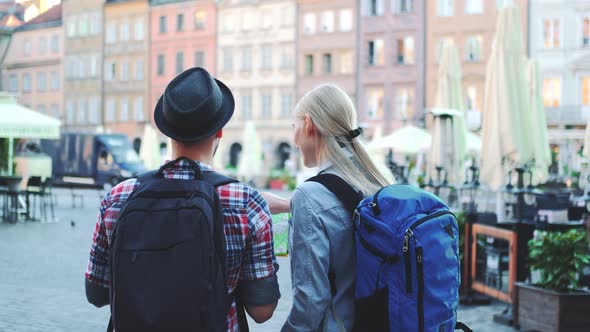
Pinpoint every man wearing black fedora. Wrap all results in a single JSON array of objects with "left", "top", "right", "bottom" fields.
[{"left": 85, "top": 67, "right": 280, "bottom": 332}]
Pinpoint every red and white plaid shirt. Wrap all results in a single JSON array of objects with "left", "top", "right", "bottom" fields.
[{"left": 85, "top": 159, "right": 279, "bottom": 332}]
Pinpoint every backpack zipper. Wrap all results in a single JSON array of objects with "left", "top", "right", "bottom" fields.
[
  {"left": 416, "top": 246, "right": 425, "bottom": 332},
  {"left": 136, "top": 190, "right": 213, "bottom": 206},
  {"left": 403, "top": 210, "right": 454, "bottom": 294}
]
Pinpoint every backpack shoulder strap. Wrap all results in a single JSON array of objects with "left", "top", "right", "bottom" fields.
[
  {"left": 202, "top": 171, "right": 239, "bottom": 188},
  {"left": 307, "top": 173, "right": 363, "bottom": 215},
  {"left": 136, "top": 170, "right": 160, "bottom": 183}
]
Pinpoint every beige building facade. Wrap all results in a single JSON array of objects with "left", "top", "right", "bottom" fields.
[
  {"left": 62, "top": 0, "right": 104, "bottom": 132},
  {"left": 3, "top": 3, "right": 62, "bottom": 119},
  {"left": 104, "top": 0, "right": 149, "bottom": 144},
  {"left": 217, "top": 0, "right": 297, "bottom": 172},
  {"left": 426, "top": 0, "right": 529, "bottom": 130}
]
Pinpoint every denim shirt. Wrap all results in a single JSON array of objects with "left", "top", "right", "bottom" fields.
[{"left": 282, "top": 171, "right": 356, "bottom": 332}]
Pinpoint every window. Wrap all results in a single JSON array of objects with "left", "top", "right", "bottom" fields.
[
  {"left": 8, "top": 74, "right": 17, "bottom": 92},
  {"left": 397, "top": 37, "right": 415, "bottom": 64},
  {"left": 77, "top": 99, "right": 87, "bottom": 124},
  {"left": 367, "top": 0, "right": 384, "bottom": 16},
  {"left": 121, "top": 61, "right": 129, "bottom": 81},
  {"left": 339, "top": 9, "right": 352, "bottom": 31},
  {"left": 281, "top": 93, "right": 293, "bottom": 117},
  {"left": 24, "top": 39, "right": 31, "bottom": 56},
  {"left": 37, "top": 72, "right": 47, "bottom": 92},
  {"left": 582, "top": 77, "right": 590, "bottom": 105},
  {"left": 465, "top": 0, "right": 483, "bottom": 14},
  {"left": 497, "top": 0, "right": 514, "bottom": 9},
  {"left": 436, "top": 37, "right": 453, "bottom": 63},
  {"left": 157, "top": 54, "right": 165, "bottom": 76},
  {"left": 120, "top": 98, "right": 129, "bottom": 122},
  {"left": 134, "top": 18, "right": 144, "bottom": 40},
  {"left": 78, "top": 58, "right": 86, "bottom": 79},
  {"left": 78, "top": 15, "right": 89, "bottom": 36},
  {"left": 241, "top": 94, "right": 252, "bottom": 120},
  {"left": 90, "top": 55, "right": 99, "bottom": 78},
  {"left": 465, "top": 35, "right": 483, "bottom": 62},
  {"left": 89, "top": 99, "right": 100, "bottom": 124},
  {"left": 261, "top": 11, "right": 272, "bottom": 30},
  {"left": 67, "top": 17, "right": 76, "bottom": 37},
  {"left": 321, "top": 11, "right": 334, "bottom": 32},
  {"left": 366, "top": 88, "right": 384, "bottom": 119},
  {"left": 242, "top": 12, "right": 254, "bottom": 31},
  {"left": 135, "top": 60, "right": 143, "bottom": 81},
  {"left": 177, "top": 14, "right": 184, "bottom": 32},
  {"left": 38, "top": 36, "right": 47, "bottom": 55},
  {"left": 280, "top": 47, "right": 294, "bottom": 69},
  {"left": 368, "top": 39, "right": 384, "bottom": 66},
  {"left": 90, "top": 13, "right": 101, "bottom": 35},
  {"left": 323, "top": 53, "right": 332, "bottom": 74},
  {"left": 66, "top": 101, "right": 75, "bottom": 124},
  {"left": 395, "top": 0, "right": 413, "bottom": 13},
  {"left": 340, "top": 52, "right": 353, "bottom": 74},
  {"left": 222, "top": 13, "right": 235, "bottom": 33},
  {"left": 261, "top": 45, "right": 272, "bottom": 70},
  {"left": 51, "top": 71, "right": 60, "bottom": 91},
  {"left": 437, "top": 0, "right": 454, "bottom": 17},
  {"left": 194, "top": 51, "right": 205, "bottom": 67},
  {"left": 303, "top": 13, "right": 316, "bottom": 34},
  {"left": 223, "top": 48, "right": 233, "bottom": 72},
  {"left": 50, "top": 104, "right": 59, "bottom": 119},
  {"left": 106, "top": 98, "right": 116, "bottom": 123},
  {"left": 159, "top": 16, "right": 167, "bottom": 33},
  {"left": 466, "top": 86, "right": 478, "bottom": 110},
  {"left": 65, "top": 57, "right": 75, "bottom": 79},
  {"left": 121, "top": 21, "right": 130, "bottom": 41},
  {"left": 106, "top": 22, "right": 117, "bottom": 44},
  {"left": 543, "top": 77, "right": 561, "bottom": 107},
  {"left": 176, "top": 52, "right": 184, "bottom": 74},
  {"left": 395, "top": 88, "right": 415, "bottom": 120},
  {"left": 194, "top": 11, "right": 206, "bottom": 29},
  {"left": 281, "top": 6, "right": 295, "bottom": 27},
  {"left": 105, "top": 61, "right": 116, "bottom": 81},
  {"left": 583, "top": 17, "right": 590, "bottom": 47},
  {"left": 23, "top": 73, "right": 31, "bottom": 93},
  {"left": 261, "top": 94, "right": 272, "bottom": 119},
  {"left": 134, "top": 97, "right": 145, "bottom": 121},
  {"left": 543, "top": 18, "right": 560, "bottom": 49},
  {"left": 50, "top": 35, "right": 59, "bottom": 53},
  {"left": 241, "top": 47, "right": 252, "bottom": 71},
  {"left": 305, "top": 55, "right": 314, "bottom": 75}
]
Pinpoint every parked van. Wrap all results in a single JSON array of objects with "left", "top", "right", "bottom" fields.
[{"left": 41, "top": 133, "right": 146, "bottom": 189}]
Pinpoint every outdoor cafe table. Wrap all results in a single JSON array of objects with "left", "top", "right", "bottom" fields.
[{"left": 0, "top": 175, "right": 23, "bottom": 223}]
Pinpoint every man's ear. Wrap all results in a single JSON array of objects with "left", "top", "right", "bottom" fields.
[{"left": 215, "top": 129, "right": 223, "bottom": 139}]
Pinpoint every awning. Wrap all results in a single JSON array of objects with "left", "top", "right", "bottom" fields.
[{"left": 0, "top": 94, "right": 60, "bottom": 139}]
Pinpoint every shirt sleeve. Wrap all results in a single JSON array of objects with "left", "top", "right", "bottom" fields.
[
  {"left": 282, "top": 188, "right": 331, "bottom": 332},
  {"left": 238, "top": 188, "right": 280, "bottom": 305},
  {"left": 84, "top": 193, "right": 112, "bottom": 288}
]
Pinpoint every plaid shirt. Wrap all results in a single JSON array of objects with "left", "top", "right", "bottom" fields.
[{"left": 85, "top": 159, "right": 279, "bottom": 332}]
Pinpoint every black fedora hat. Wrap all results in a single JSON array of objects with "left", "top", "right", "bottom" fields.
[{"left": 154, "top": 67, "right": 234, "bottom": 143}]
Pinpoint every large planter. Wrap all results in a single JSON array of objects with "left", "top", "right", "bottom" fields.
[{"left": 516, "top": 282, "right": 590, "bottom": 332}]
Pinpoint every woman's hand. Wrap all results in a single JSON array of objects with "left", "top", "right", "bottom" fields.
[{"left": 260, "top": 192, "right": 291, "bottom": 215}]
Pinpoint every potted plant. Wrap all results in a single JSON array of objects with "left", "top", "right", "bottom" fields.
[{"left": 515, "top": 229, "right": 590, "bottom": 332}]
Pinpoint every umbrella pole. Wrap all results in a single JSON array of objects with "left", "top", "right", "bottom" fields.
[{"left": 8, "top": 136, "right": 13, "bottom": 175}]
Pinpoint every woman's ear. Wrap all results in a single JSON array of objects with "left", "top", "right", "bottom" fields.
[{"left": 304, "top": 115, "right": 315, "bottom": 137}]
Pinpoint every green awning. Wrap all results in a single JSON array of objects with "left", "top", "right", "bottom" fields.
[{"left": 0, "top": 94, "right": 60, "bottom": 139}]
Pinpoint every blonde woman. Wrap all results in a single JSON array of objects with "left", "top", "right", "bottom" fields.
[{"left": 280, "top": 84, "right": 393, "bottom": 332}]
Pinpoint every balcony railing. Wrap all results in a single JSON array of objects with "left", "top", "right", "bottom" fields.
[{"left": 544, "top": 105, "right": 590, "bottom": 126}]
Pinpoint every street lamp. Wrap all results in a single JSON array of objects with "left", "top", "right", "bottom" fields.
[{"left": 459, "top": 165, "right": 481, "bottom": 213}]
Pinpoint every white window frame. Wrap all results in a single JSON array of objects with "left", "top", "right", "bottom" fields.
[
  {"left": 393, "top": 0, "right": 414, "bottom": 14},
  {"left": 134, "top": 18, "right": 144, "bottom": 41},
  {"left": 339, "top": 9, "right": 353, "bottom": 32},
  {"left": 120, "top": 98, "right": 129, "bottom": 122},
  {"left": 465, "top": 0, "right": 483, "bottom": 15},
  {"left": 303, "top": 13, "right": 316, "bottom": 34},
  {"left": 540, "top": 17, "right": 563, "bottom": 50},
  {"left": 134, "top": 97, "right": 145, "bottom": 122},
  {"left": 320, "top": 11, "right": 334, "bottom": 33},
  {"left": 106, "top": 98, "right": 116, "bottom": 123},
  {"left": 437, "top": 0, "right": 454, "bottom": 17}
]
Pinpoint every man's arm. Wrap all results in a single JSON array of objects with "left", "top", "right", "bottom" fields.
[
  {"left": 85, "top": 279, "right": 109, "bottom": 308},
  {"left": 239, "top": 189, "right": 281, "bottom": 323},
  {"left": 260, "top": 192, "right": 291, "bottom": 215}
]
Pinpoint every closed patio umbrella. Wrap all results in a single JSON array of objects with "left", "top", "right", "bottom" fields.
[
  {"left": 480, "top": 6, "right": 534, "bottom": 190},
  {"left": 526, "top": 59, "right": 551, "bottom": 184},
  {"left": 139, "top": 124, "right": 162, "bottom": 170},
  {"left": 368, "top": 125, "right": 431, "bottom": 155},
  {"left": 237, "top": 121, "right": 263, "bottom": 182}
]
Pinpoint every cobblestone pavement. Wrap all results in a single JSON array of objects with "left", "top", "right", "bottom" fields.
[{"left": 0, "top": 189, "right": 517, "bottom": 332}]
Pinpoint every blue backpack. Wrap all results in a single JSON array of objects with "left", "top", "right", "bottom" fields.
[{"left": 308, "top": 174, "right": 469, "bottom": 332}]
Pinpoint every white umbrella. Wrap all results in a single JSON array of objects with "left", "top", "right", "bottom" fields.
[
  {"left": 0, "top": 94, "right": 60, "bottom": 175},
  {"left": 213, "top": 137, "right": 227, "bottom": 171},
  {"left": 368, "top": 125, "right": 431, "bottom": 155},
  {"left": 237, "top": 121, "right": 263, "bottom": 181},
  {"left": 481, "top": 6, "right": 534, "bottom": 190},
  {"left": 429, "top": 40, "right": 469, "bottom": 185},
  {"left": 526, "top": 59, "right": 551, "bottom": 183},
  {"left": 466, "top": 132, "right": 482, "bottom": 155},
  {"left": 139, "top": 124, "right": 162, "bottom": 170}
]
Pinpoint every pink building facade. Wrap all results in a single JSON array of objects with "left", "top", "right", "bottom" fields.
[
  {"left": 3, "top": 3, "right": 62, "bottom": 119},
  {"left": 149, "top": 0, "right": 217, "bottom": 122},
  {"left": 359, "top": 0, "right": 425, "bottom": 135}
]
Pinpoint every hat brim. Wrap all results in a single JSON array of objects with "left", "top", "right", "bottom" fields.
[{"left": 154, "top": 78, "right": 235, "bottom": 143}]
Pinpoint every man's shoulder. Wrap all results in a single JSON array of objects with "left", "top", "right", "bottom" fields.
[
  {"left": 102, "top": 178, "right": 140, "bottom": 207},
  {"left": 216, "top": 180, "right": 261, "bottom": 211}
]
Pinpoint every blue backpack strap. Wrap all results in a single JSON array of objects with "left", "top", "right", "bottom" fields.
[{"left": 306, "top": 173, "right": 363, "bottom": 215}]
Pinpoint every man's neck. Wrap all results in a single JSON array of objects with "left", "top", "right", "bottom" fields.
[{"left": 171, "top": 151, "right": 213, "bottom": 166}]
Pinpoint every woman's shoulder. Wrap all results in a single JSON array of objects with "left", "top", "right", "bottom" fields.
[{"left": 293, "top": 179, "right": 346, "bottom": 213}]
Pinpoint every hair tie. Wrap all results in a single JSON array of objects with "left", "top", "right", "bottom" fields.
[{"left": 349, "top": 127, "right": 362, "bottom": 139}]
